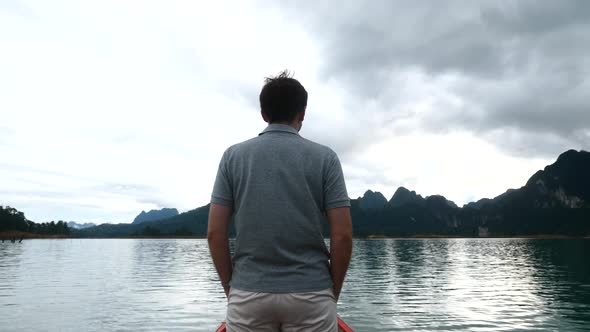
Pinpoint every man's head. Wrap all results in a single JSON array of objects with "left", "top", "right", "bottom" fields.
[{"left": 259, "top": 70, "right": 308, "bottom": 129}]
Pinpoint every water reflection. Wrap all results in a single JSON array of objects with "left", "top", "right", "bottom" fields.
[
  {"left": 527, "top": 240, "right": 590, "bottom": 328},
  {"left": 339, "top": 239, "right": 590, "bottom": 331},
  {"left": 0, "top": 243, "right": 23, "bottom": 307},
  {"left": 0, "top": 239, "right": 589, "bottom": 331},
  {"left": 443, "top": 240, "right": 551, "bottom": 330},
  {"left": 128, "top": 240, "right": 226, "bottom": 330}
]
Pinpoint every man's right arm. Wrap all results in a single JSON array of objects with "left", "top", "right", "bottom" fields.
[{"left": 327, "top": 206, "right": 353, "bottom": 302}]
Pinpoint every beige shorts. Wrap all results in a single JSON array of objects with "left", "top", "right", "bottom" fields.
[{"left": 226, "top": 288, "right": 337, "bottom": 332}]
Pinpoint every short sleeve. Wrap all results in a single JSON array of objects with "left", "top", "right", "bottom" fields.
[
  {"left": 324, "top": 153, "right": 351, "bottom": 210},
  {"left": 211, "top": 150, "right": 234, "bottom": 207}
]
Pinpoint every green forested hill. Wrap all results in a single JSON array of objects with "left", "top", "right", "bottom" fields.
[
  {"left": 0, "top": 206, "right": 70, "bottom": 236},
  {"left": 75, "top": 149, "right": 590, "bottom": 238},
  {"left": 75, "top": 206, "right": 210, "bottom": 238}
]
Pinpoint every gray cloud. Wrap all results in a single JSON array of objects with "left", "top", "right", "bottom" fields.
[
  {"left": 2, "top": 182, "right": 174, "bottom": 223},
  {"left": 269, "top": 0, "right": 590, "bottom": 157},
  {"left": 94, "top": 183, "right": 175, "bottom": 209}
]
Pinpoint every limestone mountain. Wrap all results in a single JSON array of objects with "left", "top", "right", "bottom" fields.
[
  {"left": 388, "top": 187, "right": 424, "bottom": 207},
  {"left": 358, "top": 190, "right": 388, "bottom": 210},
  {"left": 425, "top": 195, "right": 458, "bottom": 209},
  {"left": 77, "top": 206, "right": 208, "bottom": 238},
  {"left": 463, "top": 190, "right": 515, "bottom": 210},
  {"left": 75, "top": 149, "right": 590, "bottom": 238},
  {"left": 522, "top": 149, "right": 589, "bottom": 208},
  {"left": 132, "top": 208, "right": 179, "bottom": 225},
  {"left": 465, "top": 149, "right": 590, "bottom": 210}
]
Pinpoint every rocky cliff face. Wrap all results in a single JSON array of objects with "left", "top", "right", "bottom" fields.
[{"left": 523, "top": 150, "right": 590, "bottom": 208}]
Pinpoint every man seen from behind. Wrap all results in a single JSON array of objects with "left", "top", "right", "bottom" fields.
[{"left": 207, "top": 70, "right": 353, "bottom": 332}]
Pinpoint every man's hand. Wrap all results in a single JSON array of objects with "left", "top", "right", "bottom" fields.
[
  {"left": 207, "top": 203, "right": 234, "bottom": 298},
  {"left": 327, "top": 207, "right": 353, "bottom": 302}
]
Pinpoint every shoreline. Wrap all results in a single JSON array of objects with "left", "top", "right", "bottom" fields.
[
  {"left": 0, "top": 231, "right": 69, "bottom": 240},
  {"left": 2, "top": 232, "right": 589, "bottom": 240},
  {"left": 363, "top": 234, "right": 590, "bottom": 239}
]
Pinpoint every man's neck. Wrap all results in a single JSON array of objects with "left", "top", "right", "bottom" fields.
[{"left": 270, "top": 121, "right": 301, "bottom": 131}]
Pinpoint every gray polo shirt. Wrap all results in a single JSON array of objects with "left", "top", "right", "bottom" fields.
[{"left": 210, "top": 123, "right": 350, "bottom": 293}]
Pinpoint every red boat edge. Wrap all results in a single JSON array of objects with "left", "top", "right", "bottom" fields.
[
  {"left": 337, "top": 317, "right": 354, "bottom": 332},
  {"left": 215, "top": 322, "right": 226, "bottom": 332},
  {"left": 215, "top": 316, "right": 354, "bottom": 332}
]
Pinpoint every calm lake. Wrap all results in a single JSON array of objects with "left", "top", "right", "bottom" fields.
[{"left": 1, "top": 239, "right": 589, "bottom": 331}]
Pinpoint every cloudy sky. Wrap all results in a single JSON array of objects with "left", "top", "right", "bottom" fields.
[{"left": 1, "top": 0, "right": 588, "bottom": 223}]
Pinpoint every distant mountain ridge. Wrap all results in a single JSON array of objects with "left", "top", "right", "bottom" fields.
[
  {"left": 465, "top": 149, "right": 589, "bottom": 211},
  {"left": 358, "top": 190, "right": 388, "bottom": 209},
  {"left": 132, "top": 208, "right": 179, "bottom": 224},
  {"left": 388, "top": 187, "right": 424, "bottom": 207},
  {"left": 66, "top": 221, "right": 97, "bottom": 229},
  {"left": 384, "top": 187, "right": 458, "bottom": 209},
  {"left": 74, "top": 149, "right": 590, "bottom": 238},
  {"left": 358, "top": 188, "right": 458, "bottom": 210}
]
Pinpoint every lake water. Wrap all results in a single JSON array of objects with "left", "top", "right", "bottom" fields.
[{"left": 1, "top": 239, "right": 589, "bottom": 331}]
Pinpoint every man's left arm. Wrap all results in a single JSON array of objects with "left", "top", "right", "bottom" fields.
[{"left": 207, "top": 203, "right": 233, "bottom": 298}]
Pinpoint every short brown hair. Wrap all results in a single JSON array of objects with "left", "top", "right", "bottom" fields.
[{"left": 259, "top": 70, "right": 308, "bottom": 123}]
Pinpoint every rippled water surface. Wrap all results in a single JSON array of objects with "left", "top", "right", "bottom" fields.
[{"left": 1, "top": 239, "right": 589, "bottom": 331}]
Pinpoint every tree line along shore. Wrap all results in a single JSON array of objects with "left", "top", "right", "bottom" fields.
[{"left": 2, "top": 150, "right": 589, "bottom": 240}]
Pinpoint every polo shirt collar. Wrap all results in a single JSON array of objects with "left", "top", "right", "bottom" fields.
[{"left": 259, "top": 124, "right": 301, "bottom": 136}]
